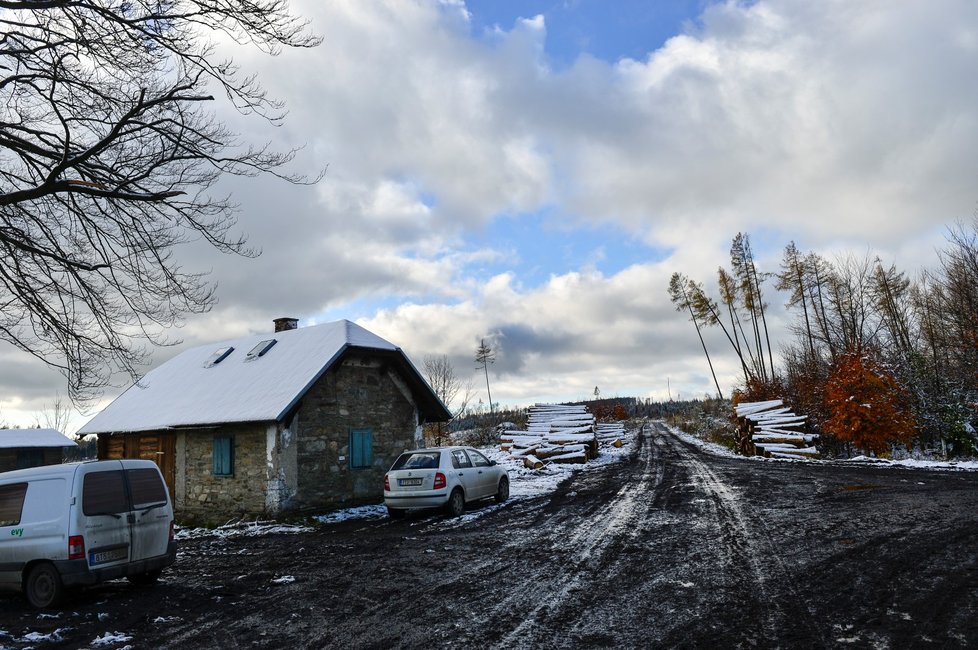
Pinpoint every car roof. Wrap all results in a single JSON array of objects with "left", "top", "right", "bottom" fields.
[{"left": 399, "top": 446, "right": 473, "bottom": 454}]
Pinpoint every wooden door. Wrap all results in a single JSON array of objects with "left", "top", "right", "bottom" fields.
[{"left": 99, "top": 432, "right": 176, "bottom": 502}]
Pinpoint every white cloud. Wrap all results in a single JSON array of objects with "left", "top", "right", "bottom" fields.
[{"left": 7, "top": 0, "right": 978, "bottom": 426}]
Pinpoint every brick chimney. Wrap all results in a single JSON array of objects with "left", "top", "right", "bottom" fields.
[{"left": 273, "top": 317, "right": 298, "bottom": 332}]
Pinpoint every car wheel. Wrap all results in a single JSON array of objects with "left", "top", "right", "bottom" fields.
[
  {"left": 25, "top": 563, "right": 63, "bottom": 609},
  {"left": 495, "top": 476, "right": 510, "bottom": 503},
  {"left": 446, "top": 488, "right": 465, "bottom": 517},
  {"left": 387, "top": 506, "right": 405, "bottom": 519},
  {"left": 128, "top": 570, "right": 162, "bottom": 586}
]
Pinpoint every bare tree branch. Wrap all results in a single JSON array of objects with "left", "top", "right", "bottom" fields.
[{"left": 0, "top": 1, "right": 322, "bottom": 406}]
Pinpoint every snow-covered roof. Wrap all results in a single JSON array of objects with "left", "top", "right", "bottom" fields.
[
  {"left": 79, "top": 319, "right": 449, "bottom": 435},
  {"left": 0, "top": 428, "right": 77, "bottom": 449}
]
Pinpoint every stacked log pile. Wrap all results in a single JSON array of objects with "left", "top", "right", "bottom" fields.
[
  {"left": 596, "top": 422, "right": 626, "bottom": 448},
  {"left": 735, "top": 400, "right": 819, "bottom": 459},
  {"left": 500, "top": 404, "right": 599, "bottom": 468}
]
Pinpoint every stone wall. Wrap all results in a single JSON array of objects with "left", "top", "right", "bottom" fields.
[
  {"left": 177, "top": 423, "right": 270, "bottom": 524},
  {"left": 291, "top": 353, "right": 422, "bottom": 511}
]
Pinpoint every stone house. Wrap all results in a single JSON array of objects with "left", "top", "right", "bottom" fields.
[
  {"left": 0, "top": 428, "right": 77, "bottom": 472},
  {"left": 78, "top": 319, "right": 450, "bottom": 523}
]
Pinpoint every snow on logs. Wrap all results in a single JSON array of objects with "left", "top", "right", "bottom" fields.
[
  {"left": 501, "top": 404, "right": 610, "bottom": 468},
  {"left": 734, "top": 400, "right": 819, "bottom": 460}
]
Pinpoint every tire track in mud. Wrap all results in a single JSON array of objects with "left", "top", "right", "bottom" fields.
[
  {"left": 486, "top": 424, "right": 666, "bottom": 648},
  {"left": 668, "top": 429, "right": 826, "bottom": 648}
]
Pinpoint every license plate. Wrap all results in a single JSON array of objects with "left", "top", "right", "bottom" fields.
[
  {"left": 399, "top": 478, "right": 423, "bottom": 487},
  {"left": 90, "top": 547, "right": 128, "bottom": 565}
]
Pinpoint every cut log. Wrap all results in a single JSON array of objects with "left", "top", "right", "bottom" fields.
[
  {"left": 734, "top": 400, "right": 784, "bottom": 416},
  {"left": 535, "top": 444, "right": 587, "bottom": 459},
  {"left": 544, "top": 432, "right": 598, "bottom": 444},
  {"left": 547, "top": 450, "right": 588, "bottom": 464},
  {"left": 769, "top": 446, "right": 819, "bottom": 458},
  {"left": 523, "top": 455, "right": 544, "bottom": 470},
  {"left": 751, "top": 433, "right": 818, "bottom": 444},
  {"left": 509, "top": 445, "right": 541, "bottom": 458}
]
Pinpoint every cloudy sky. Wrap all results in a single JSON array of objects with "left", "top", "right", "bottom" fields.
[{"left": 4, "top": 0, "right": 978, "bottom": 431}]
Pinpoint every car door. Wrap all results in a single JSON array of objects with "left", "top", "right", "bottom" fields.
[
  {"left": 464, "top": 449, "right": 496, "bottom": 498},
  {"left": 450, "top": 449, "right": 478, "bottom": 500}
]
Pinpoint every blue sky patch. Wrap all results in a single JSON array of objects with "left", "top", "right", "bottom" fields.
[
  {"left": 463, "top": 0, "right": 707, "bottom": 66},
  {"left": 468, "top": 210, "right": 667, "bottom": 284}
]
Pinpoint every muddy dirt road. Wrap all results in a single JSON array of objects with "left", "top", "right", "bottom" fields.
[{"left": 3, "top": 422, "right": 978, "bottom": 648}]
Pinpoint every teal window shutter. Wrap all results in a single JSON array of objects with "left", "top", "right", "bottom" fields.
[
  {"left": 349, "top": 428, "right": 373, "bottom": 469},
  {"left": 213, "top": 436, "right": 234, "bottom": 476}
]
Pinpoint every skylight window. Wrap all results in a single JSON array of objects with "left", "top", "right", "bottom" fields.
[
  {"left": 204, "top": 346, "right": 234, "bottom": 368},
  {"left": 246, "top": 339, "right": 277, "bottom": 360}
]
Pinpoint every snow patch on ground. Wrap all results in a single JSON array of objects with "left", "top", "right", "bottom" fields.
[
  {"left": 670, "top": 422, "right": 978, "bottom": 472},
  {"left": 18, "top": 628, "right": 69, "bottom": 643},
  {"left": 90, "top": 631, "right": 132, "bottom": 647},
  {"left": 175, "top": 521, "right": 313, "bottom": 540},
  {"left": 313, "top": 504, "right": 388, "bottom": 524},
  {"left": 845, "top": 455, "right": 978, "bottom": 471}
]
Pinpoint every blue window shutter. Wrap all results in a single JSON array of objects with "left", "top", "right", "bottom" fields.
[
  {"left": 213, "top": 436, "right": 234, "bottom": 476},
  {"left": 350, "top": 429, "right": 373, "bottom": 469}
]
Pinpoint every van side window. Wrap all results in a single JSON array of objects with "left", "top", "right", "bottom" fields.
[
  {"left": 0, "top": 483, "right": 28, "bottom": 526},
  {"left": 127, "top": 468, "right": 168, "bottom": 507},
  {"left": 83, "top": 470, "right": 129, "bottom": 516}
]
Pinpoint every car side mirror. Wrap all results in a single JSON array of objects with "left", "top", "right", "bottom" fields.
[{"left": 489, "top": 460, "right": 497, "bottom": 466}]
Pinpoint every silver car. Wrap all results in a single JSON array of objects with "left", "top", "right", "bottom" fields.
[{"left": 383, "top": 446, "right": 509, "bottom": 518}]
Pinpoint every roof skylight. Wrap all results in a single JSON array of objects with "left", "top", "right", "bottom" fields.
[
  {"left": 246, "top": 339, "right": 277, "bottom": 360},
  {"left": 204, "top": 346, "right": 234, "bottom": 368}
]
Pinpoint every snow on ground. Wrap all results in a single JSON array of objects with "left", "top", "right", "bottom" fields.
[
  {"left": 668, "top": 422, "right": 978, "bottom": 472},
  {"left": 175, "top": 521, "right": 313, "bottom": 540},
  {"left": 843, "top": 455, "right": 978, "bottom": 471},
  {"left": 90, "top": 631, "right": 133, "bottom": 647}
]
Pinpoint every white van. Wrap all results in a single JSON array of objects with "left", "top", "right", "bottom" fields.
[{"left": 0, "top": 459, "right": 177, "bottom": 608}]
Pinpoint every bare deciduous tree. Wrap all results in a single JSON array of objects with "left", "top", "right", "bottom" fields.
[
  {"left": 422, "top": 354, "right": 473, "bottom": 418},
  {"left": 34, "top": 392, "right": 74, "bottom": 435},
  {"left": 422, "top": 353, "right": 472, "bottom": 445},
  {"left": 0, "top": 1, "right": 321, "bottom": 405}
]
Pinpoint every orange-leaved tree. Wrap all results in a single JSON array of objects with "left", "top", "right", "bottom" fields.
[{"left": 823, "top": 350, "right": 916, "bottom": 455}]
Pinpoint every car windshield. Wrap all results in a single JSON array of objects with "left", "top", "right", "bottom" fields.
[{"left": 391, "top": 452, "right": 440, "bottom": 471}]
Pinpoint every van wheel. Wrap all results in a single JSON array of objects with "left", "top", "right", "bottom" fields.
[
  {"left": 128, "top": 570, "right": 162, "bottom": 586},
  {"left": 25, "top": 563, "right": 63, "bottom": 609},
  {"left": 446, "top": 488, "right": 465, "bottom": 517}
]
